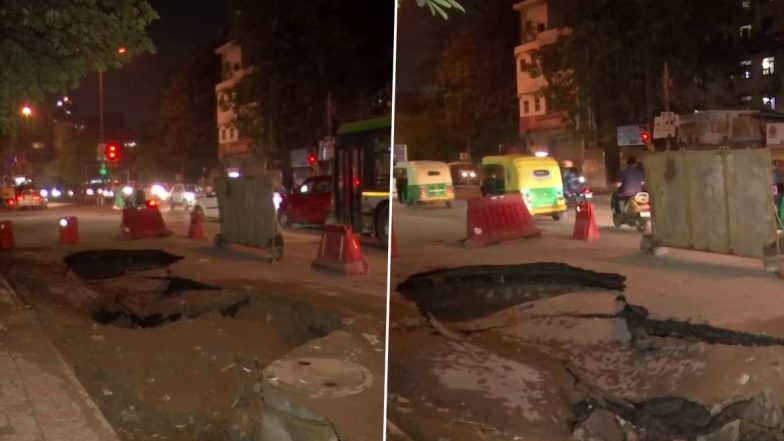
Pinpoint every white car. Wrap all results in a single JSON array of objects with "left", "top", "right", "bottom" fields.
[
  {"left": 193, "top": 191, "right": 219, "bottom": 219},
  {"left": 193, "top": 190, "right": 284, "bottom": 220},
  {"left": 169, "top": 184, "right": 202, "bottom": 210}
]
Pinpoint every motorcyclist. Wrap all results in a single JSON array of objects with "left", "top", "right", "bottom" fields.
[
  {"left": 560, "top": 160, "right": 581, "bottom": 198},
  {"left": 612, "top": 156, "right": 645, "bottom": 215}
]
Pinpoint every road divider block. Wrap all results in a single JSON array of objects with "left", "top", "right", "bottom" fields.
[
  {"left": 120, "top": 206, "right": 173, "bottom": 240},
  {"left": 58, "top": 217, "right": 79, "bottom": 245},
  {"left": 573, "top": 202, "right": 600, "bottom": 240},
  {"left": 465, "top": 193, "right": 540, "bottom": 248},
  {"left": 312, "top": 224, "right": 369, "bottom": 276},
  {"left": 0, "top": 221, "right": 14, "bottom": 250},
  {"left": 188, "top": 210, "right": 205, "bottom": 239}
]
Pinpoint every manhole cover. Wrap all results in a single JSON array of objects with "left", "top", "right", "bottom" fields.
[{"left": 263, "top": 357, "right": 372, "bottom": 398}]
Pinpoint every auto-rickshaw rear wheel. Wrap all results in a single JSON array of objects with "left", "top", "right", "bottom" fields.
[{"left": 552, "top": 213, "right": 562, "bottom": 221}]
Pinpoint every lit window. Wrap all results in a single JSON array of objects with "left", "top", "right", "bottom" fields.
[
  {"left": 740, "top": 24, "right": 752, "bottom": 38},
  {"left": 741, "top": 0, "right": 751, "bottom": 8},
  {"left": 763, "top": 95, "right": 777, "bottom": 110},
  {"left": 763, "top": 57, "right": 775, "bottom": 75},
  {"left": 741, "top": 60, "right": 752, "bottom": 79},
  {"left": 523, "top": 100, "right": 530, "bottom": 114}
]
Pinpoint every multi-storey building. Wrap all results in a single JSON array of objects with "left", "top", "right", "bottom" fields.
[
  {"left": 215, "top": 41, "right": 266, "bottom": 177},
  {"left": 735, "top": 0, "right": 784, "bottom": 112}
]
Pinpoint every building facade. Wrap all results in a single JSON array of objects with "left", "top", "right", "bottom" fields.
[
  {"left": 512, "top": 0, "right": 602, "bottom": 182},
  {"left": 214, "top": 41, "right": 267, "bottom": 177},
  {"left": 735, "top": 0, "right": 784, "bottom": 113}
]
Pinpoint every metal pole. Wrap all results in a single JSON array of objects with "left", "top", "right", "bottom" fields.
[
  {"left": 99, "top": 70, "right": 104, "bottom": 141},
  {"left": 664, "top": 61, "right": 671, "bottom": 151}
]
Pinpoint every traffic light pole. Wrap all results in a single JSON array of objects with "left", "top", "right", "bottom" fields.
[{"left": 663, "top": 61, "right": 671, "bottom": 151}]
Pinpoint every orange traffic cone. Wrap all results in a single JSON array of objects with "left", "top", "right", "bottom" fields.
[
  {"left": 188, "top": 210, "right": 205, "bottom": 239},
  {"left": 573, "top": 202, "right": 600, "bottom": 240}
]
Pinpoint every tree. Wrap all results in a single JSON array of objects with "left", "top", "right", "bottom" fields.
[
  {"left": 0, "top": 0, "right": 158, "bottom": 135},
  {"left": 531, "top": 0, "right": 742, "bottom": 155},
  {"left": 414, "top": 0, "right": 465, "bottom": 20},
  {"left": 140, "top": 46, "right": 220, "bottom": 181},
  {"left": 395, "top": 2, "right": 518, "bottom": 161},
  {"left": 228, "top": 0, "right": 393, "bottom": 168}
]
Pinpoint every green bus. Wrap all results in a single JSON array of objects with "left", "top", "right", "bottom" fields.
[{"left": 332, "top": 116, "right": 391, "bottom": 246}]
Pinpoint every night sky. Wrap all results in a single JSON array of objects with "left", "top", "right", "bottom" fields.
[{"left": 65, "top": 0, "right": 230, "bottom": 130}]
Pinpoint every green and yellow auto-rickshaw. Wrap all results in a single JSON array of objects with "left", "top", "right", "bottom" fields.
[
  {"left": 394, "top": 161, "right": 455, "bottom": 208},
  {"left": 480, "top": 154, "right": 567, "bottom": 220}
]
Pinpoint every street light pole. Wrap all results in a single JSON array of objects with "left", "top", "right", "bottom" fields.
[{"left": 98, "top": 70, "right": 104, "bottom": 141}]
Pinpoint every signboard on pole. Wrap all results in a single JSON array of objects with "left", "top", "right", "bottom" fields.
[
  {"left": 767, "top": 123, "right": 784, "bottom": 148},
  {"left": 318, "top": 137, "right": 335, "bottom": 161},
  {"left": 394, "top": 144, "right": 408, "bottom": 164},
  {"left": 617, "top": 125, "right": 647, "bottom": 146},
  {"left": 653, "top": 112, "right": 679, "bottom": 139}
]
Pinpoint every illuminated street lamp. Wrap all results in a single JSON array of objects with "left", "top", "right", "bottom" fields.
[{"left": 20, "top": 105, "right": 32, "bottom": 119}]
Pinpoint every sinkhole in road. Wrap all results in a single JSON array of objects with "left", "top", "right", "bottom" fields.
[
  {"left": 395, "top": 262, "right": 784, "bottom": 440},
  {"left": 64, "top": 249, "right": 184, "bottom": 279},
  {"left": 397, "top": 262, "right": 627, "bottom": 322}
]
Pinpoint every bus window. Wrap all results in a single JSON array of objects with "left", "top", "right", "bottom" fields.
[{"left": 481, "top": 164, "right": 506, "bottom": 195}]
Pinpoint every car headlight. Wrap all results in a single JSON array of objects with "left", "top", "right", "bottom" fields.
[
  {"left": 470, "top": 172, "right": 476, "bottom": 178},
  {"left": 40, "top": 189, "right": 48, "bottom": 198},
  {"left": 122, "top": 186, "right": 133, "bottom": 196},
  {"left": 86, "top": 189, "right": 94, "bottom": 196},
  {"left": 51, "top": 189, "right": 61, "bottom": 198},
  {"left": 578, "top": 176, "right": 586, "bottom": 183},
  {"left": 273, "top": 192, "right": 283, "bottom": 210},
  {"left": 184, "top": 192, "right": 195, "bottom": 201}
]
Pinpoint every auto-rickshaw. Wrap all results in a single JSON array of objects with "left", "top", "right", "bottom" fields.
[
  {"left": 448, "top": 161, "right": 480, "bottom": 186},
  {"left": 773, "top": 150, "right": 784, "bottom": 224},
  {"left": 480, "top": 154, "right": 567, "bottom": 220},
  {"left": 394, "top": 161, "right": 455, "bottom": 207}
]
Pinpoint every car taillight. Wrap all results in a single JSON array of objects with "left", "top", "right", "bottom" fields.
[
  {"left": 353, "top": 178, "right": 360, "bottom": 188},
  {"left": 146, "top": 199, "right": 158, "bottom": 208},
  {"left": 15, "top": 194, "right": 22, "bottom": 202},
  {"left": 6, "top": 199, "right": 14, "bottom": 207}
]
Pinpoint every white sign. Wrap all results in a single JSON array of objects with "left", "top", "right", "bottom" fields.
[
  {"left": 617, "top": 125, "right": 647, "bottom": 146},
  {"left": 318, "top": 137, "right": 335, "bottom": 161},
  {"left": 767, "top": 123, "right": 784, "bottom": 148},
  {"left": 394, "top": 144, "right": 408, "bottom": 164},
  {"left": 290, "top": 148, "right": 312, "bottom": 168},
  {"left": 653, "top": 112, "right": 679, "bottom": 139}
]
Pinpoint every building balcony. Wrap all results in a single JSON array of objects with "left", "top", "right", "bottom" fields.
[
  {"left": 515, "top": 28, "right": 567, "bottom": 55},
  {"left": 519, "top": 111, "right": 571, "bottom": 134},
  {"left": 218, "top": 139, "right": 253, "bottom": 159}
]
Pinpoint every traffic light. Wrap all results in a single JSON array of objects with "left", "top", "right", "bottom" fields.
[
  {"left": 105, "top": 142, "right": 120, "bottom": 163},
  {"left": 307, "top": 150, "right": 317, "bottom": 166},
  {"left": 640, "top": 130, "right": 651, "bottom": 145}
]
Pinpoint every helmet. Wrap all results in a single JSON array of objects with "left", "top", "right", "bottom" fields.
[{"left": 561, "top": 160, "right": 574, "bottom": 169}]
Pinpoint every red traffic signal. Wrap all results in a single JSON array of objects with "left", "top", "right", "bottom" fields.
[
  {"left": 105, "top": 143, "right": 120, "bottom": 162},
  {"left": 640, "top": 130, "right": 651, "bottom": 144},
  {"left": 307, "top": 151, "right": 317, "bottom": 166}
]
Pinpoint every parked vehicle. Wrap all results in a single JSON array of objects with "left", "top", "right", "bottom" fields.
[
  {"left": 193, "top": 190, "right": 219, "bottom": 220},
  {"left": 277, "top": 175, "right": 332, "bottom": 227},
  {"left": 169, "top": 183, "right": 202, "bottom": 210},
  {"left": 611, "top": 188, "right": 651, "bottom": 232},
  {"left": 480, "top": 154, "right": 567, "bottom": 220},
  {"left": 394, "top": 161, "right": 455, "bottom": 207},
  {"left": 14, "top": 186, "right": 48, "bottom": 210},
  {"left": 448, "top": 161, "right": 480, "bottom": 186}
]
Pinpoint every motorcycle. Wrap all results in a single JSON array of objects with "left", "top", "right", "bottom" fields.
[
  {"left": 564, "top": 175, "right": 594, "bottom": 207},
  {"left": 612, "top": 189, "right": 651, "bottom": 233}
]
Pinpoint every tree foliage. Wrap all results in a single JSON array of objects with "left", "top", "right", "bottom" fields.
[
  {"left": 415, "top": 0, "right": 465, "bottom": 20},
  {"left": 396, "top": 2, "right": 518, "bottom": 161},
  {"left": 532, "top": 0, "right": 742, "bottom": 148},
  {"left": 139, "top": 46, "right": 220, "bottom": 181},
  {"left": 228, "top": 0, "right": 393, "bottom": 168},
  {"left": 0, "top": 0, "right": 158, "bottom": 135}
]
